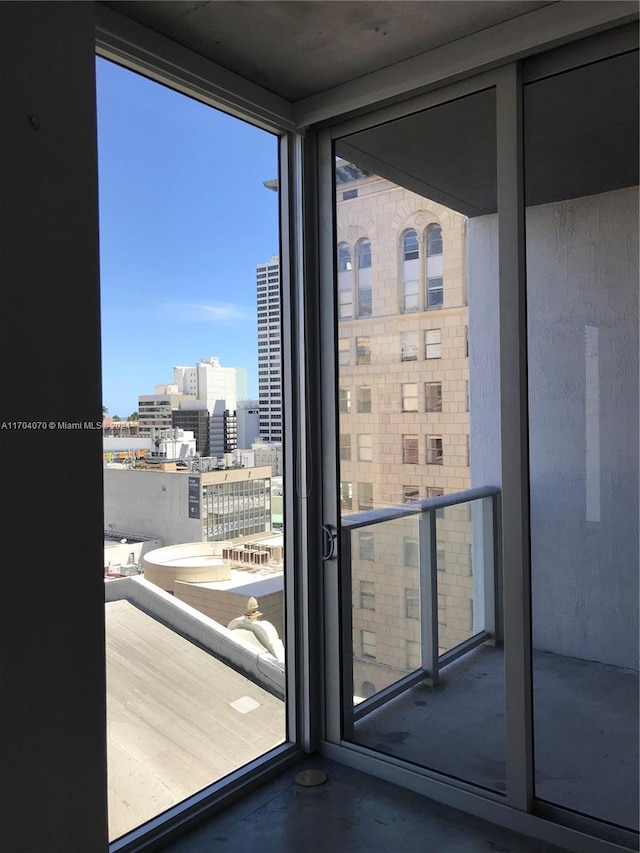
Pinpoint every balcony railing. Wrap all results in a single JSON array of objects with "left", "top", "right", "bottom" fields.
[{"left": 340, "top": 486, "right": 502, "bottom": 734}]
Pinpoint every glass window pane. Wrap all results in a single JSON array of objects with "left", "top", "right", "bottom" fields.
[
  {"left": 335, "top": 89, "right": 503, "bottom": 794},
  {"left": 525, "top": 53, "right": 639, "bottom": 829},
  {"left": 98, "top": 59, "right": 286, "bottom": 841}
]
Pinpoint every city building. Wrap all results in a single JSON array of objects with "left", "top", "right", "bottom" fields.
[
  {"left": 256, "top": 256, "right": 282, "bottom": 442},
  {"left": 138, "top": 385, "right": 196, "bottom": 436},
  {"left": 104, "top": 465, "right": 273, "bottom": 546},
  {"left": 334, "top": 163, "right": 474, "bottom": 691},
  {"left": 173, "top": 356, "right": 238, "bottom": 415},
  {"left": 102, "top": 418, "right": 139, "bottom": 437},
  {"left": 171, "top": 404, "right": 210, "bottom": 456},
  {"left": 236, "top": 399, "right": 260, "bottom": 448}
]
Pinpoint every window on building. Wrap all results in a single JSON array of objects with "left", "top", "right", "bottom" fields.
[
  {"left": 402, "top": 229, "right": 419, "bottom": 312},
  {"left": 437, "top": 541, "right": 446, "bottom": 571},
  {"left": 356, "top": 386, "right": 371, "bottom": 413},
  {"left": 426, "top": 224, "right": 443, "bottom": 308},
  {"left": 403, "top": 229, "right": 419, "bottom": 261},
  {"left": 359, "top": 531, "right": 374, "bottom": 561},
  {"left": 406, "top": 639, "right": 421, "bottom": 670},
  {"left": 402, "top": 383, "right": 418, "bottom": 412},
  {"left": 425, "top": 382, "right": 442, "bottom": 413},
  {"left": 339, "top": 388, "right": 351, "bottom": 413},
  {"left": 358, "top": 434, "right": 373, "bottom": 462},
  {"left": 402, "top": 485, "right": 419, "bottom": 503},
  {"left": 361, "top": 630, "right": 376, "bottom": 660},
  {"left": 356, "top": 336, "right": 371, "bottom": 364},
  {"left": 427, "top": 224, "right": 443, "bottom": 255},
  {"left": 425, "top": 329, "right": 442, "bottom": 359},
  {"left": 400, "top": 332, "right": 418, "bottom": 361},
  {"left": 404, "top": 537, "right": 419, "bottom": 568},
  {"left": 360, "top": 581, "right": 375, "bottom": 611},
  {"left": 339, "top": 338, "right": 350, "bottom": 366},
  {"left": 340, "top": 481, "right": 353, "bottom": 511},
  {"left": 402, "top": 435, "right": 419, "bottom": 464},
  {"left": 340, "top": 433, "right": 351, "bottom": 461},
  {"left": 358, "top": 482, "right": 373, "bottom": 511},
  {"left": 426, "top": 436, "right": 443, "bottom": 465},
  {"left": 337, "top": 243, "right": 353, "bottom": 319},
  {"left": 405, "top": 588, "right": 420, "bottom": 620},
  {"left": 466, "top": 380, "right": 470, "bottom": 412},
  {"left": 343, "top": 188, "right": 358, "bottom": 200},
  {"left": 356, "top": 239, "right": 372, "bottom": 317},
  {"left": 427, "top": 277, "right": 443, "bottom": 309}
]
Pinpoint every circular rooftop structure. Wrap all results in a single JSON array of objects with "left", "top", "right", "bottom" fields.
[{"left": 143, "top": 542, "right": 232, "bottom": 592}]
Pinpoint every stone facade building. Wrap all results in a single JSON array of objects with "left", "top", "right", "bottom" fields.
[{"left": 335, "top": 162, "right": 474, "bottom": 696}]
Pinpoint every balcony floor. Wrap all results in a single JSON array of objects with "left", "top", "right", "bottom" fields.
[
  {"left": 160, "top": 756, "right": 571, "bottom": 853},
  {"left": 352, "top": 645, "right": 639, "bottom": 830}
]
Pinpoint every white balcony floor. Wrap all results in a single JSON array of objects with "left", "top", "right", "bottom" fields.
[{"left": 352, "top": 645, "right": 639, "bottom": 831}]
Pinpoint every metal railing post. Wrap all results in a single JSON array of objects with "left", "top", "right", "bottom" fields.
[
  {"left": 419, "top": 508, "right": 439, "bottom": 686},
  {"left": 481, "top": 495, "right": 499, "bottom": 644},
  {"left": 340, "top": 528, "right": 355, "bottom": 740}
]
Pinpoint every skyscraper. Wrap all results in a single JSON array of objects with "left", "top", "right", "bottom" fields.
[{"left": 256, "top": 256, "right": 282, "bottom": 443}]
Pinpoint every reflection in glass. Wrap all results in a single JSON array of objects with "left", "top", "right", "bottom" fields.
[
  {"left": 525, "top": 52, "right": 639, "bottom": 829},
  {"left": 335, "top": 88, "right": 504, "bottom": 792}
]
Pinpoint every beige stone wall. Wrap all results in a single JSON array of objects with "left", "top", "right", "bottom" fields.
[
  {"left": 336, "top": 170, "right": 474, "bottom": 696},
  {"left": 174, "top": 581, "right": 284, "bottom": 638}
]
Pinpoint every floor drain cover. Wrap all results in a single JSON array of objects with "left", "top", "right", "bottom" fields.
[{"left": 295, "top": 769, "right": 327, "bottom": 787}]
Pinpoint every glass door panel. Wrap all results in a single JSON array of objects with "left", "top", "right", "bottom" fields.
[
  {"left": 334, "top": 88, "right": 506, "bottom": 792},
  {"left": 524, "top": 51, "right": 639, "bottom": 829},
  {"left": 96, "top": 58, "right": 286, "bottom": 841}
]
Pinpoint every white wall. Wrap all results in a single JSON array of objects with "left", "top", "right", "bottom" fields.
[
  {"left": 237, "top": 399, "right": 260, "bottom": 448},
  {"left": 469, "top": 187, "right": 639, "bottom": 670},
  {"left": 104, "top": 469, "right": 202, "bottom": 545}
]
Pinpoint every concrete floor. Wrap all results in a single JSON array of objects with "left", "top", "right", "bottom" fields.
[
  {"left": 158, "top": 756, "right": 571, "bottom": 853},
  {"left": 353, "top": 645, "right": 639, "bottom": 830}
]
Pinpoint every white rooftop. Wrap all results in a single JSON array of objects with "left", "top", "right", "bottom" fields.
[{"left": 106, "top": 600, "right": 285, "bottom": 841}]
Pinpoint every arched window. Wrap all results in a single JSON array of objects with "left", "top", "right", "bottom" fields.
[
  {"left": 426, "top": 224, "right": 443, "bottom": 308},
  {"left": 338, "top": 243, "right": 352, "bottom": 272},
  {"left": 356, "top": 239, "right": 372, "bottom": 316},
  {"left": 337, "top": 243, "right": 353, "bottom": 319},
  {"left": 403, "top": 229, "right": 419, "bottom": 261},
  {"left": 402, "top": 229, "right": 419, "bottom": 311},
  {"left": 361, "top": 681, "right": 376, "bottom": 699}
]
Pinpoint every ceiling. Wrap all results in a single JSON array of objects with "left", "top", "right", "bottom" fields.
[
  {"left": 101, "top": 1, "right": 553, "bottom": 101},
  {"left": 337, "top": 48, "right": 638, "bottom": 214}
]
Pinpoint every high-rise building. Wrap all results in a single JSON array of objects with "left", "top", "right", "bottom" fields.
[
  {"left": 256, "top": 256, "right": 282, "bottom": 442},
  {"left": 334, "top": 160, "right": 473, "bottom": 695},
  {"left": 173, "top": 356, "right": 238, "bottom": 415}
]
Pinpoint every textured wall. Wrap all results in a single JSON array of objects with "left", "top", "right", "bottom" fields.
[
  {"left": 526, "top": 187, "right": 638, "bottom": 669},
  {"left": 469, "top": 187, "right": 639, "bottom": 670}
]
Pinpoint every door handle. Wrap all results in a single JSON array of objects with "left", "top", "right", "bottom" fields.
[{"left": 321, "top": 524, "right": 337, "bottom": 561}]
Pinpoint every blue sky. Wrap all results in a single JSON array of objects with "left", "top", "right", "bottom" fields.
[{"left": 96, "top": 58, "right": 279, "bottom": 417}]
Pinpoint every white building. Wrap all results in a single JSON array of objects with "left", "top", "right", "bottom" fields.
[
  {"left": 237, "top": 399, "right": 260, "bottom": 448},
  {"left": 173, "top": 356, "right": 239, "bottom": 452},
  {"left": 173, "top": 356, "right": 238, "bottom": 414},
  {"left": 256, "top": 256, "right": 282, "bottom": 442}
]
